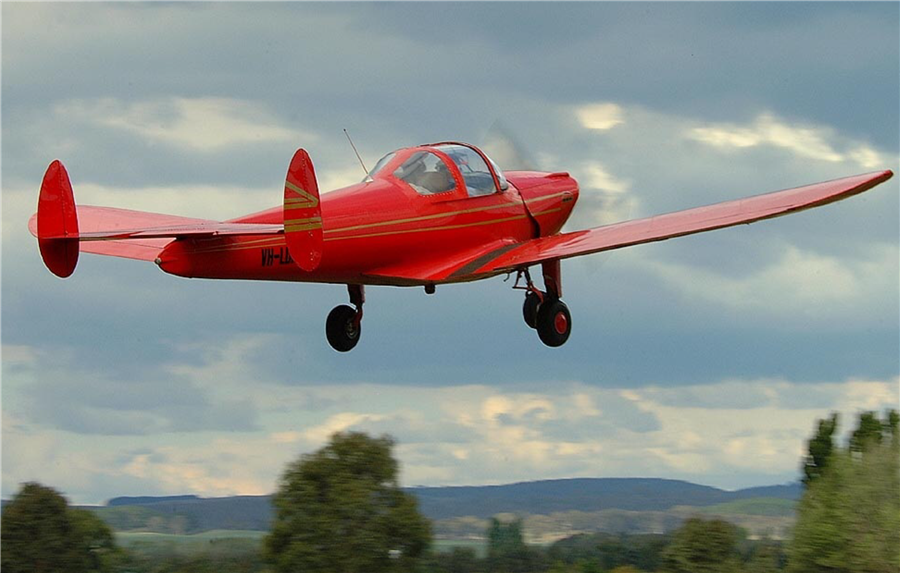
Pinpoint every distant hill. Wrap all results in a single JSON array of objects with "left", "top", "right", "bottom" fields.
[
  {"left": 92, "top": 495, "right": 273, "bottom": 533},
  {"left": 108, "top": 495, "right": 200, "bottom": 506},
  {"left": 409, "top": 478, "right": 800, "bottom": 520},
  {"left": 73, "top": 477, "right": 800, "bottom": 534}
]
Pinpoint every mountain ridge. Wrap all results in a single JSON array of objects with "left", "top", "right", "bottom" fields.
[
  {"left": 0, "top": 477, "right": 802, "bottom": 534},
  {"left": 84, "top": 477, "right": 801, "bottom": 533}
]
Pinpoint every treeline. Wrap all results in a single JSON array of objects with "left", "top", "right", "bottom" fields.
[
  {"left": 104, "top": 519, "right": 780, "bottom": 573},
  {"left": 2, "top": 410, "right": 896, "bottom": 573},
  {"left": 422, "top": 517, "right": 783, "bottom": 573}
]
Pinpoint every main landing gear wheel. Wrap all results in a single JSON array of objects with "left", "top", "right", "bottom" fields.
[
  {"left": 535, "top": 298, "right": 571, "bottom": 347},
  {"left": 326, "top": 305, "right": 361, "bottom": 352},
  {"left": 523, "top": 291, "right": 541, "bottom": 329},
  {"left": 326, "top": 285, "right": 365, "bottom": 352}
]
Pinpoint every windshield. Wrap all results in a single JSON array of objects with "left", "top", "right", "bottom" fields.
[
  {"left": 363, "top": 152, "right": 396, "bottom": 182},
  {"left": 392, "top": 151, "right": 456, "bottom": 195},
  {"left": 434, "top": 144, "right": 504, "bottom": 196}
]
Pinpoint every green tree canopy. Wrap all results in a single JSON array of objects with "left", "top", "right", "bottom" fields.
[
  {"left": 788, "top": 409, "right": 899, "bottom": 573},
  {"left": 660, "top": 517, "right": 743, "bottom": 573},
  {"left": 264, "top": 431, "right": 431, "bottom": 573},
  {"left": 1, "top": 482, "right": 121, "bottom": 573},
  {"left": 487, "top": 517, "right": 533, "bottom": 573},
  {"left": 849, "top": 409, "right": 899, "bottom": 454},
  {"left": 802, "top": 412, "right": 838, "bottom": 486}
]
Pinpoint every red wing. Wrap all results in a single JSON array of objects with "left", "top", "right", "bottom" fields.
[{"left": 453, "top": 170, "right": 894, "bottom": 279}]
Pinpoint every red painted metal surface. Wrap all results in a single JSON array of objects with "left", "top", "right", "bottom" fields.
[
  {"left": 474, "top": 170, "right": 894, "bottom": 277},
  {"left": 28, "top": 143, "right": 892, "bottom": 291},
  {"left": 36, "top": 160, "right": 79, "bottom": 277},
  {"left": 151, "top": 144, "right": 578, "bottom": 285},
  {"left": 283, "top": 148, "right": 323, "bottom": 272}
]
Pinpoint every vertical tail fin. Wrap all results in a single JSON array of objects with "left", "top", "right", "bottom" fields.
[
  {"left": 283, "top": 149, "right": 323, "bottom": 272},
  {"left": 36, "top": 160, "right": 80, "bottom": 278}
]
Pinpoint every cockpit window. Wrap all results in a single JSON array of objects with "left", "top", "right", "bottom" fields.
[
  {"left": 363, "top": 152, "right": 396, "bottom": 182},
  {"left": 486, "top": 157, "right": 509, "bottom": 192},
  {"left": 393, "top": 151, "right": 456, "bottom": 195},
  {"left": 435, "top": 144, "right": 499, "bottom": 197}
]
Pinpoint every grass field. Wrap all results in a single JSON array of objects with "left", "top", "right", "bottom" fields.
[
  {"left": 117, "top": 529, "right": 266, "bottom": 544},
  {"left": 433, "top": 538, "right": 488, "bottom": 556},
  {"left": 116, "top": 529, "right": 267, "bottom": 557},
  {"left": 117, "top": 530, "right": 488, "bottom": 558},
  {"left": 691, "top": 498, "right": 796, "bottom": 517}
]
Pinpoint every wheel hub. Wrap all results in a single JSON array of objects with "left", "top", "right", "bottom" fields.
[{"left": 554, "top": 311, "right": 568, "bottom": 335}]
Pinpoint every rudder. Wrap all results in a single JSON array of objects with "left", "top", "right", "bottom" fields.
[{"left": 283, "top": 149, "right": 323, "bottom": 272}]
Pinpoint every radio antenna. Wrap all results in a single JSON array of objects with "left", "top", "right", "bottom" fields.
[{"left": 344, "top": 129, "right": 369, "bottom": 175}]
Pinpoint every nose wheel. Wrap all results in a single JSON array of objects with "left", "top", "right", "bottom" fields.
[{"left": 326, "top": 285, "right": 364, "bottom": 352}]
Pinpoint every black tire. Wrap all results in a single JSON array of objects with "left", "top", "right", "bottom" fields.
[
  {"left": 326, "top": 305, "right": 361, "bottom": 352},
  {"left": 536, "top": 299, "right": 571, "bottom": 347},
  {"left": 523, "top": 291, "right": 541, "bottom": 329}
]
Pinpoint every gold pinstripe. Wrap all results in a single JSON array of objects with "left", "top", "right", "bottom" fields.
[
  {"left": 189, "top": 207, "right": 563, "bottom": 254},
  {"left": 315, "top": 191, "right": 570, "bottom": 235},
  {"left": 284, "top": 216, "right": 323, "bottom": 224},
  {"left": 185, "top": 191, "right": 571, "bottom": 255},
  {"left": 285, "top": 222, "right": 324, "bottom": 232},
  {"left": 284, "top": 181, "right": 319, "bottom": 208},
  {"left": 323, "top": 207, "right": 562, "bottom": 242}
]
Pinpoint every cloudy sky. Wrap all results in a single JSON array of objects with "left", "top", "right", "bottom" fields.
[{"left": 2, "top": 3, "right": 898, "bottom": 505}]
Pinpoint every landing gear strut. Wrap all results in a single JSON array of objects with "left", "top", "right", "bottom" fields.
[
  {"left": 326, "top": 284, "right": 364, "bottom": 352},
  {"left": 515, "top": 260, "right": 571, "bottom": 347}
]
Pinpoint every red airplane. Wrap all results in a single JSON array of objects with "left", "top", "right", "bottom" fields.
[{"left": 30, "top": 141, "right": 893, "bottom": 351}]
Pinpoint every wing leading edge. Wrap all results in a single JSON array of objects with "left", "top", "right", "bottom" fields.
[{"left": 439, "top": 170, "right": 893, "bottom": 281}]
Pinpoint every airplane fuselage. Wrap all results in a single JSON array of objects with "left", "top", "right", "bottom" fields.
[{"left": 156, "top": 170, "right": 579, "bottom": 286}]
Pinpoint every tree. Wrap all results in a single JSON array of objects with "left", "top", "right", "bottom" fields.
[
  {"left": 787, "top": 409, "right": 899, "bottom": 573},
  {"left": 264, "top": 431, "right": 431, "bottom": 573},
  {"left": 744, "top": 539, "right": 784, "bottom": 573},
  {"left": 69, "top": 508, "right": 124, "bottom": 572},
  {"left": 487, "top": 517, "right": 528, "bottom": 572},
  {"left": 849, "top": 411, "right": 884, "bottom": 453},
  {"left": 801, "top": 412, "right": 837, "bottom": 486},
  {"left": 486, "top": 517, "right": 546, "bottom": 573},
  {"left": 660, "top": 517, "right": 743, "bottom": 573},
  {"left": 1, "top": 482, "right": 121, "bottom": 573}
]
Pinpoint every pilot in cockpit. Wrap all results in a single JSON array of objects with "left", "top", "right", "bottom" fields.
[{"left": 418, "top": 159, "right": 454, "bottom": 194}]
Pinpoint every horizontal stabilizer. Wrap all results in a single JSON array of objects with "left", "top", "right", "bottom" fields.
[
  {"left": 28, "top": 205, "right": 282, "bottom": 241},
  {"left": 30, "top": 161, "right": 286, "bottom": 270}
]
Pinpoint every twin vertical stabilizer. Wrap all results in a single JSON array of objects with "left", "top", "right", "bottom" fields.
[
  {"left": 36, "top": 160, "right": 80, "bottom": 278},
  {"left": 283, "top": 149, "right": 323, "bottom": 272}
]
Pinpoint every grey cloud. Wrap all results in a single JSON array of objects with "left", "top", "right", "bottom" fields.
[
  {"left": 773, "top": 384, "right": 845, "bottom": 411},
  {"left": 341, "top": 413, "right": 479, "bottom": 445},
  {"left": 3, "top": 2, "right": 896, "bottom": 391},
  {"left": 641, "top": 382, "right": 774, "bottom": 410},
  {"left": 16, "top": 351, "right": 259, "bottom": 435},
  {"left": 541, "top": 398, "right": 661, "bottom": 440}
]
